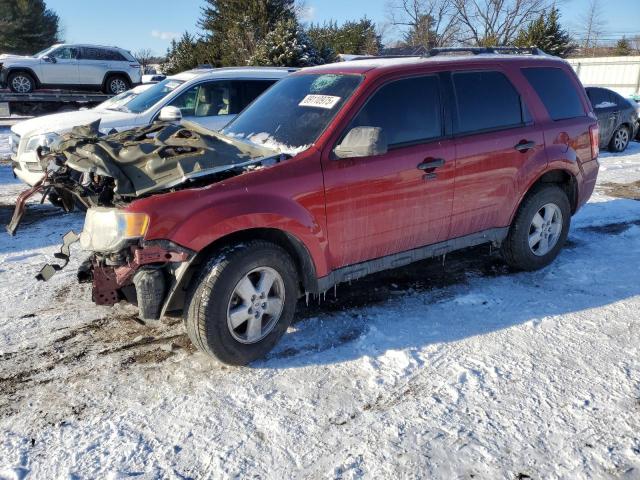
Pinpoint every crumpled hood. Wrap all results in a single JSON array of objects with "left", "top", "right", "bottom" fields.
[{"left": 54, "top": 120, "right": 278, "bottom": 197}]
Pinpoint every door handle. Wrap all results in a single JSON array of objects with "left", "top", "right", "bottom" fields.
[
  {"left": 417, "top": 158, "right": 445, "bottom": 170},
  {"left": 514, "top": 140, "right": 536, "bottom": 152}
]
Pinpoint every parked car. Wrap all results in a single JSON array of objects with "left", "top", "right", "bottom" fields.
[
  {"left": 10, "top": 67, "right": 293, "bottom": 186},
  {"left": 0, "top": 44, "right": 142, "bottom": 94},
  {"left": 27, "top": 49, "right": 600, "bottom": 365},
  {"left": 585, "top": 86, "right": 638, "bottom": 152},
  {"left": 626, "top": 96, "right": 640, "bottom": 141}
]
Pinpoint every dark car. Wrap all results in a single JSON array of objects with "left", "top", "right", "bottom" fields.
[
  {"left": 585, "top": 87, "right": 639, "bottom": 152},
  {"left": 28, "top": 48, "right": 600, "bottom": 365}
]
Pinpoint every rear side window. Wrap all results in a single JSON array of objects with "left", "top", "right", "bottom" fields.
[
  {"left": 522, "top": 67, "right": 585, "bottom": 120},
  {"left": 350, "top": 76, "right": 442, "bottom": 147},
  {"left": 453, "top": 71, "right": 525, "bottom": 134},
  {"left": 240, "top": 80, "right": 276, "bottom": 110}
]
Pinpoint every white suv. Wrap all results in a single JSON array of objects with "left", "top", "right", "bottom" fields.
[
  {"left": 0, "top": 43, "right": 142, "bottom": 94},
  {"left": 11, "top": 67, "right": 293, "bottom": 186}
]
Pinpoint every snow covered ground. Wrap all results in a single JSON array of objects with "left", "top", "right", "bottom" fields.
[{"left": 0, "top": 136, "right": 639, "bottom": 479}]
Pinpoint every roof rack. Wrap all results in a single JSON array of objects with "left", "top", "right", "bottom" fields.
[{"left": 426, "top": 47, "right": 546, "bottom": 57}]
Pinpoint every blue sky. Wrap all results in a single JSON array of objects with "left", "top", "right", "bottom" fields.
[{"left": 47, "top": 0, "right": 639, "bottom": 56}]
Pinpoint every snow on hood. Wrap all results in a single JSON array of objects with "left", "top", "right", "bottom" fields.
[
  {"left": 225, "top": 132, "right": 310, "bottom": 156},
  {"left": 11, "top": 109, "right": 138, "bottom": 138}
]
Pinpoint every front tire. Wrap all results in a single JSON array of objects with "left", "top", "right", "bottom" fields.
[
  {"left": 502, "top": 185, "right": 571, "bottom": 271},
  {"left": 609, "top": 125, "right": 630, "bottom": 152},
  {"left": 184, "top": 241, "right": 299, "bottom": 365},
  {"left": 8, "top": 71, "right": 35, "bottom": 93}
]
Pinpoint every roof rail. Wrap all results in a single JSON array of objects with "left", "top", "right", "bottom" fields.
[
  {"left": 343, "top": 54, "right": 421, "bottom": 61},
  {"left": 426, "top": 47, "right": 546, "bottom": 57}
]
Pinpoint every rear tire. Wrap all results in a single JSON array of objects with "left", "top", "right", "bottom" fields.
[
  {"left": 502, "top": 185, "right": 571, "bottom": 271},
  {"left": 184, "top": 241, "right": 299, "bottom": 365},
  {"left": 104, "top": 75, "right": 129, "bottom": 95},
  {"left": 8, "top": 71, "right": 35, "bottom": 93},
  {"left": 609, "top": 125, "right": 630, "bottom": 152}
]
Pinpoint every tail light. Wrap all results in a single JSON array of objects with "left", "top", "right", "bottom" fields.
[{"left": 589, "top": 124, "right": 599, "bottom": 160}]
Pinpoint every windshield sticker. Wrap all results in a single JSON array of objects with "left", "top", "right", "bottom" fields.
[{"left": 299, "top": 94, "right": 341, "bottom": 109}]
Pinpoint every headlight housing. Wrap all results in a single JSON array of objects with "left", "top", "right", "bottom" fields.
[
  {"left": 24, "top": 132, "right": 59, "bottom": 153},
  {"left": 80, "top": 207, "right": 149, "bottom": 253}
]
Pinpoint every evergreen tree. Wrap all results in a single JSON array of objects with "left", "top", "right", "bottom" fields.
[
  {"left": 0, "top": 0, "right": 60, "bottom": 54},
  {"left": 198, "top": 0, "right": 296, "bottom": 66},
  {"left": 514, "top": 7, "right": 574, "bottom": 58},
  {"left": 162, "top": 32, "right": 206, "bottom": 75},
  {"left": 614, "top": 37, "right": 631, "bottom": 56},
  {"left": 307, "top": 18, "right": 382, "bottom": 57},
  {"left": 249, "top": 18, "right": 328, "bottom": 67},
  {"left": 403, "top": 14, "right": 438, "bottom": 49}
]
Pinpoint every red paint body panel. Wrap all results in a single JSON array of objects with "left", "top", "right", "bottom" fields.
[{"left": 123, "top": 55, "right": 599, "bottom": 285}]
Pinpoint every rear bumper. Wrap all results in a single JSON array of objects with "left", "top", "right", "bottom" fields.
[{"left": 577, "top": 158, "right": 599, "bottom": 211}]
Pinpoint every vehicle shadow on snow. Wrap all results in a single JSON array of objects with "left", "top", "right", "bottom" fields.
[{"left": 256, "top": 199, "right": 640, "bottom": 369}]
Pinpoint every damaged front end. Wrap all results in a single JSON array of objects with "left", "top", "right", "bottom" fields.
[
  {"left": 7, "top": 119, "right": 280, "bottom": 234},
  {"left": 13, "top": 120, "right": 285, "bottom": 320}
]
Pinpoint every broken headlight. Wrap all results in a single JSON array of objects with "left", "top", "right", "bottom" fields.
[
  {"left": 24, "top": 132, "right": 59, "bottom": 153},
  {"left": 80, "top": 207, "right": 149, "bottom": 253}
]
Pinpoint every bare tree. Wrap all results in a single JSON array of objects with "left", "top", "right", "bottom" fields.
[
  {"left": 451, "top": 0, "right": 550, "bottom": 46},
  {"left": 386, "top": 0, "right": 459, "bottom": 48},
  {"left": 576, "top": 0, "right": 607, "bottom": 56},
  {"left": 135, "top": 48, "right": 153, "bottom": 72}
]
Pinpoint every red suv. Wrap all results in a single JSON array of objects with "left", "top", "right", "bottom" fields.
[{"left": 69, "top": 49, "right": 600, "bottom": 364}]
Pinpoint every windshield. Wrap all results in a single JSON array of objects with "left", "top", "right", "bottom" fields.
[
  {"left": 34, "top": 46, "right": 57, "bottom": 58},
  {"left": 222, "top": 74, "right": 363, "bottom": 155},
  {"left": 121, "top": 78, "right": 185, "bottom": 114},
  {"left": 96, "top": 85, "right": 153, "bottom": 112}
]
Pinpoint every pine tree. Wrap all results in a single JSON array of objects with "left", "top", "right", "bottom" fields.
[
  {"left": 162, "top": 32, "right": 207, "bottom": 75},
  {"left": 307, "top": 18, "right": 382, "bottom": 57},
  {"left": 514, "top": 7, "right": 574, "bottom": 58},
  {"left": 614, "top": 37, "right": 631, "bottom": 56},
  {"left": 0, "top": 0, "right": 60, "bottom": 54},
  {"left": 198, "top": 0, "right": 296, "bottom": 66},
  {"left": 403, "top": 14, "right": 438, "bottom": 49},
  {"left": 248, "top": 18, "right": 328, "bottom": 67}
]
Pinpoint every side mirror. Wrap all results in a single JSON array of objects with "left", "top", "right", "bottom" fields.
[
  {"left": 43, "top": 55, "right": 56, "bottom": 63},
  {"left": 158, "top": 106, "right": 182, "bottom": 123},
  {"left": 334, "top": 126, "right": 388, "bottom": 159}
]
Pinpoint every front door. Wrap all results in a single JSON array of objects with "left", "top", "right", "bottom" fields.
[
  {"left": 322, "top": 75, "right": 455, "bottom": 268},
  {"left": 41, "top": 46, "right": 79, "bottom": 85}
]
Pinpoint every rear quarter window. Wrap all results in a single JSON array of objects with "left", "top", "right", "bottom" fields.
[
  {"left": 522, "top": 67, "right": 585, "bottom": 120},
  {"left": 452, "top": 70, "right": 527, "bottom": 134}
]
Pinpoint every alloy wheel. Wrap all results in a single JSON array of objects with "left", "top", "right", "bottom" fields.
[
  {"left": 110, "top": 78, "right": 127, "bottom": 94},
  {"left": 11, "top": 75, "right": 32, "bottom": 93},
  {"left": 528, "top": 203, "right": 563, "bottom": 256},
  {"left": 613, "top": 127, "right": 629, "bottom": 151},
  {"left": 226, "top": 267, "right": 285, "bottom": 344}
]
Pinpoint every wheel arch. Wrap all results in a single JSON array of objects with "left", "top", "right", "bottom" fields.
[
  {"left": 101, "top": 71, "right": 133, "bottom": 89},
  {"left": 511, "top": 169, "right": 579, "bottom": 224},
  {"left": 6, "top": 67, "right": 41, "bottom": 88},
  {"left": 163, "top": 227, "right": 320, "bottom": 316}
]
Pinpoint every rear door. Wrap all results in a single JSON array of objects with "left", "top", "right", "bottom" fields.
[
  {"left": 321, "top": 74, "right": 455, "bottom": 268},
  {"left": 78, "top": 47, "right": 109, "bottom": 85},
  {"left": 448, "top": 68, "right": 545, "bottom": 238},
  {"left": 41, "top": 46, "right": 80, "bottom": 85},
  {"left": 587, "top": 87, "right": 618, "bottom": 145}
]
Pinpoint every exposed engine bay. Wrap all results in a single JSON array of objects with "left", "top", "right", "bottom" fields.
[{"left": 6, "top": 120, "right": 282, "bottom": 235}]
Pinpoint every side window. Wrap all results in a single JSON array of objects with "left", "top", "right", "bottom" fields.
[
  {"left": 611, "top": 91, "right": 629, "bottom": 108},
  {"left": 105, "top": 49, "right": 126, "bottom": 61},
  {"left": 170, "top": 81, "right": 240, "bottom": 117},
  {"left": 349, "top": 76, "right": 442, "bottom": 147},
  {"left": 522, "top": 67, "right": 585, "bottom": 120},
  {"left": 589, "top": 88, "right": 614, "bottom": 109},
  {"left": 81, "top": 48, "right": 100, "bottom": 60},
  {"left": 239, "top": 80, "right": 276, "bottom": 111},
  {"left": 452, "top": 70, "right": 525, "bottom": 134},
  {"left": 52, "top": 47, "right": 77, "bottom": 60}
]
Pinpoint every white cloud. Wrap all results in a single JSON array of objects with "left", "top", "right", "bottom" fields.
[
  {"left": 151, "top": 30, "right": 180, "bottom": 41},
  {"left": 299, "top": 5, "right": 316, "bottom": 22}
]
